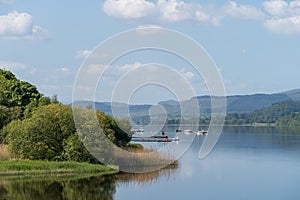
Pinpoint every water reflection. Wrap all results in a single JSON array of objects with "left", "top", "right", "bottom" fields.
[
  {"left": 0, "top": 164, "right": 179, "bottom": 199},
  {"left": 115, "top": 162, "right": 178, "bottom": 186},
  {"left": 0, "top": 175, "right": 116, "bottom": 200},
  {"left": 1, "top": 127, "right": 300, "bottom": 200}
]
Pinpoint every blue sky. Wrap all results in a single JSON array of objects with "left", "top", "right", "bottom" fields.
[{"left": 0, "top": 0, "right": 300, "bottom": 104}]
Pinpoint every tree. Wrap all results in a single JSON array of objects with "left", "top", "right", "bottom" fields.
[
  {"left": 0, "top": 69, "right": 41, "bottom": 108},
  {"left": 5, "top": 104, "right": 131, "bottom": 162},
  {"left": 6, "top": 104, "right": 75, "bottom": 160},
  {"left": 62, "top": 132, "right": 98, "bottom": 163},
  {"left": 0, "top": 106, "right": 22, "bottom": 141}
]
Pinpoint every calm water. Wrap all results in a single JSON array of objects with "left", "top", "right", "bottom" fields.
[{"left": 1, "top": 127, "right": 300, "bottom": 200}]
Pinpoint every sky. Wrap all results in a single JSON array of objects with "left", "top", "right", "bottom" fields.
[{"left": 0, "top": 0, "right": 300, "bottom": 104}]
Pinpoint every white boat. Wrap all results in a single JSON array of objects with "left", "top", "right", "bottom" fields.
[
  {"left": 197, "top": 130, "right": 208, "bottom": 135},
  {"left": 184, "top": 130, "right": 193, "bottom": 134},
  {"left": 130, "top": 128, "right": 144, "bottom": 133}
]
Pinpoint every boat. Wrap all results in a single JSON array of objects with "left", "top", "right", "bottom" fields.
[
  {"left": 130, "top": 128, "right": 144, "bottom": 133},
  {"left": 184, "top": 130, "right": 193, "bottom": 134},
  {"left": 197, "top": 130, "right": 208, "bottom": 135}
]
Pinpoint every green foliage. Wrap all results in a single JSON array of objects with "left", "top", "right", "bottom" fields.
[
  {"left": 0, "top": 69, "right": 40, "bottom": 107},
  {"left": 0, "top": 69, "right": 50, "bottom": 130},
  {"left": 4, "top": 104, "right": 131, "bottom": 162},
  {"left": 0, "top": 106, "right": 22, "bottom": 139},
  {"left": 5, "top": 104, "right": 75, "bottom": 160},
  {"left": 62, "top": 133, "right": 98, "bottom": 163},
  {"left": 23, "top": 95, "right": 51, "bottom": 118},
  {"left": 276, "top": 112, "right": 300, "bottom": 127},
  {"left": 126, "top": 143, "right": 143, "bottom": 149},
  {"left": 225, "top": 101, "right": 300, "bottom": 125}
]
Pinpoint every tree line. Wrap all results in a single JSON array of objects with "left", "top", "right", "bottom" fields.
[{"left": 225, "top": 100, "right": 300, "bottom": 126}]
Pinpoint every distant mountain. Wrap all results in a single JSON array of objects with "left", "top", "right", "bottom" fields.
[
  {"left": 72, "top": 101, "right": 151, "bottom": 117},
  {"left": 280, "top": 89, "right": 300, "bottom": 101},
  {"left": 225, "top": 93, "right": 291, "bottom": 113},
  {"left": 72, "top": 89, "right": 300, "bottom": 122}
]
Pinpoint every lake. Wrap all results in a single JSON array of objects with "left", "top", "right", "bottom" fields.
[{"left": 1, "top": 126, "right": 300, "bottom": 200}]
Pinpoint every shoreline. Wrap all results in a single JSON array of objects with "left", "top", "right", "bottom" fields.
[{"left": 0, "top": 160, "right": 119, "bottom": 177}]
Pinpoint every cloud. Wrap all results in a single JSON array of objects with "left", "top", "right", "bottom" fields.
[
  {"left": 102, "top": 0, "right": 265, "bottom": 25},
  {"left": 102, "top": 0, "right": 300, "bottom": 34},
  {"left": 0, "top": 11, "right": 49, "bottom": 40},
  {"left": 263, "top": 0, "right": 300, "bottom": 34},
  {"left": 264, "top": 16, "right": 300, "bottom": 34},
  {"left": 184, "top": 71, "right": 195, "bottom": 80},
  {"left": 119, "top": 62, "right": 142, "bottom": 71},
  {"left": 136, "top": 24, "right": 164, "bottom": 35},
  {"left": 0, "top": 61, "right": 37, "bottom": 75},
  {"left": 263, "top": 0, "right": 300, "bottom": 17},
  {"left": 75, "top": 49, "right": 92, "bottom": 59},
  {"left": 223, "top": 1, "right": 265, "bottom": 20},
  {"left": 0, "top": 0, "right": 13, "bottom": 4},
  {"left": 156, "top": 0, "right": 192, "bottom": 22},
  {"left": 103, "top": 0, "right": 155, "bottom": 19},
  {"left": 57, "top": 67, "right": 72, "bottom": 74}
]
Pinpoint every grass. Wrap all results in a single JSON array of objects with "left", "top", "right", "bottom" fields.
[
  {"left": 114, "top": 144, "right": 177, "bottom": 173},
  {"left": 0, "top": 160, "right": 118, "bottom": 176}
]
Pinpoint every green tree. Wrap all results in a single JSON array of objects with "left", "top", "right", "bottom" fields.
[
  {"left": 5, "top": 104, "right": 131, "bottom": 162},
  {"left": 62, "top": 133, "right": 98, "bottom": 163},
  {"left": 0, "top": 106, "right": 22, "bottom": 141},
  {"left": 5, "top": 104, "right": 75, "bottom": 160},
  {"left": 0, "top": 69, "right": 41, "bottom": 108}
]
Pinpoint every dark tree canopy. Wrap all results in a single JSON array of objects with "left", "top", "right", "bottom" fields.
[
  {"left": 0, "top": 69, "right": 40, "bottom": 107},
  {"left": 0, "top": 69, "right": 50, "bottom": 130}
]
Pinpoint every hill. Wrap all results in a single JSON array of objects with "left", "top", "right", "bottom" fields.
[
  {"left": 280, "top": 89, "right": 300, "bottom": 101},
  {"left": 225, "top": 100, "right": 300, "bottom": 125},
  {"left": 72, "top": 89, "right": 300, "bottom": 125}
]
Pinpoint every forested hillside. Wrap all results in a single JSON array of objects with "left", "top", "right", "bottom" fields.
[{"left": 225, "top": 101, "right": 300, "bottom": 125}]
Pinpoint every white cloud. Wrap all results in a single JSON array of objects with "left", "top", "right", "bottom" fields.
[
  {"left": 86, "top": 64, "right": 106, "bottom": 74},
  {"left": 57, "top": 67, "right": 71, "bottom": 74},
  {"left": 263, "top": 0, "right": 300, "bottom": 17},
  {"left": 136, "top": 24, "right": 163, "bottom": 35},
  {"left": 223, "top": 1, "right": 265, "bottom": 20},
  {"left": 0, "top": 11, "right": 49, "bottom": 40},
  {"left": 0, "top": 61, "right": 36, "bottom": 75},
  {"left": 185, "top": 71, "right": 195, "bottom": 80},
  {"left": 157, "top": 0, "right": 191, "bottom": 21},
  {"left": 263, "top": 0, "right": 289, "bottom": 16},
  {"left": 0, "top": 0, "right": 13, "bottom": 4},
  {"left": 263, "top": 0, "right": 300, "bottom": 34},
  {"left": 119, "top": 62, "right": 142, "bottom": 71},
  {"left": 75, "top": 49, "right": 92, "bottom": 59},
  {"left": 264, "top": 16, "right": 300, "bottom": 34},
  {"left": 103, "top": 0, "right": 265, "bottom": 25},
  {"left": 103, "top": 0, "right": 155, "bottom": 19}
]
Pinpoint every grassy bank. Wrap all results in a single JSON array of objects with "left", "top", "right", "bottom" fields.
[{"left": 0, "top": 160, "right": 118, "bottom": 176}]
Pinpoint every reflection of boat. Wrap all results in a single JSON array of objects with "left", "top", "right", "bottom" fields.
[
  {"left": 184, "top": 130, "right": 193, "bottom": 134},
  {"left": 196, "top": 130, "right": 208, "bottom": 135},
  {"left": 130, "top": 128, "right": 144, "bottom": 133}
]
